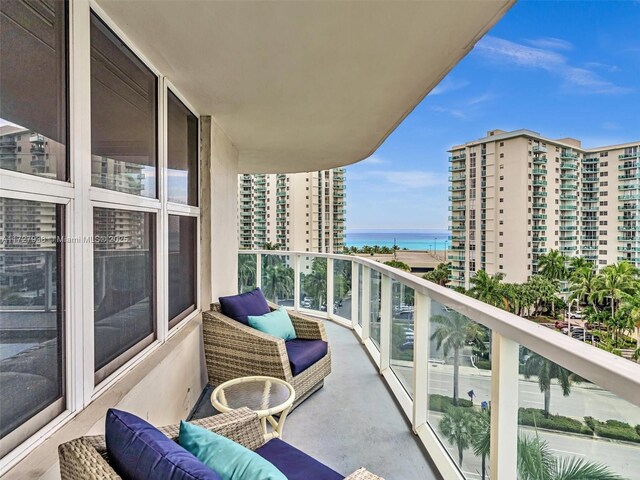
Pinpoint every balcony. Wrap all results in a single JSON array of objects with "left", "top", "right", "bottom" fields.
[
  {"left": 559, "top": 184, "right": 577, "bottom": 191},
  {"left": 532, "top": 225, "right": 546, "bottom": 231},
  {"left": 532, "top": 156, "right": 547, "bottom": 165},
  {"left": 449, "top": 153, "right": 466, "bottom": 162},
  {"left": 532, "top": 191, "right": 547, "bottom": 197},
  {"left": 560, "top": 162, "right": 578, "bottom": 170},
  {"left": 619, "top": 173, "right": 640, "bottom": 180},
  {"left": 619, "top": 183, "right": 640, "bottom": 190},
  {"left": 560, "top": 151, "right": 578, "bottom": 160},
  {"left": 581, "top": 176, "right": 598, "bottom": 183},
  {"left": 559, "top": 205, "right": 577, "bottom": 210},
  {"left": 532, "top": 214, "right": 547, "bottom": 220},
  {"left": 559, "top": 194, "right": 577, "bottom": 201},
  {"left": 560, "top": 245, "right": 577, "bottom": 251},
  {"left": 532, "top": 236, "right": 546, "bottom": 242},
  {"left": 560, "top": 173, "right": 577, "bottom": 180},
  {"left": 237, "top": 251, "right": 640, "bottom": 480},
  {"left": 532, "top": 179, "right": 547, "bottom": 186},
  {"left": 619, "top": 152, "right": 640, "bottom": 159},
  {"left": 532, "top": 168, "right": 547, "bottom": 175},
  {"left": 448, "top": 184, "right": 466, "bottom": 192},
  {"left": 448, "top": 164, "right": 466, "bottom": 172},
  {"left": 582, "top": 196, "right": 598, "bottom": 203},
  {"left": 560, "top": 214, "right": 577, "bottom": 220},
  {"left": 582, "top": 157, "right": 599, "bottom": 164},
  {"left": 619, "top": 162, "right": 639, "bottom": 170},
  {"left": 449, "top": 195, "right": 466, "bottom": 202},
  {"left": 533, "top": 202, "right": 547, "bottom": 209}
]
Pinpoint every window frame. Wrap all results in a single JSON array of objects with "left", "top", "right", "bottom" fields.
[{"left": 0, "top": 1, "right": 201, "bottom": 468}]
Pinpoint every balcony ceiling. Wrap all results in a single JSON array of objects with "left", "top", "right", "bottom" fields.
[{"left": 96, "top": 0, "right": 514, "bottom": 173}]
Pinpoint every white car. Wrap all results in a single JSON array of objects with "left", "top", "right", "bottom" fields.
[{"left": 567, "top": 312, "right": 582, "bottom": 319}]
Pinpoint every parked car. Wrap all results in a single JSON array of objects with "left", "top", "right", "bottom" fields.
[{"left": 567, "top": 312, "right": 582, "bottom": 319}]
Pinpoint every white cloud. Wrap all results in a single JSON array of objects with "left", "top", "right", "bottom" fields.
[
  {"left": 359, "top": 155, "right": 386, "bottom": 165},
  {"left": 430, "top": 106, "right": 467, "bottom": 119},
  {"left": 467, "top": 92, "right": 494, "bottom": 106},
  {"left": 474, "top": 36, "right": 631, "bottom": 95},
  {"left": 367, "top": 170, "right": 446, "bottom": 189},
  {"left": 430, "top": 77, "right": 470, "bottom": 96},
  {"left": 526, "top": 37, "right": 573, "bottom": 51}
]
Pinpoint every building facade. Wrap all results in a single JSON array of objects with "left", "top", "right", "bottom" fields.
[
  {"left": 238, "top": 168, "right": 346, "bottom": 253},
  {"left": 448, "top": 129, "right": 640, "bottom": 288}
]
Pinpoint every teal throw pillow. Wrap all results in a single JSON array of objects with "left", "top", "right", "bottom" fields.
[
  {"left": 179, "top": 421, "right": 287, "bottom": 480},
  {"left": 247, "top": 306, "right": 297, "bottom": 341}
]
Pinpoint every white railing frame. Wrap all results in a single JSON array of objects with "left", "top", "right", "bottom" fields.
[{"left": 239, "top": 250, "right": 640, "bottom": 480}]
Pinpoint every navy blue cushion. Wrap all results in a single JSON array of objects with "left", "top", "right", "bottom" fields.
[
  {"left": 219, "top": 288, "right": 270, "bottom": 325},
  {"left": 105, "top": 409, "right": 222, "bottom": 480},
  {"left": 255, "top": 438, "right": 343, "bottom": 480},
  {"left": 285, "top": 339, "right": 328, "bottom": 376}
]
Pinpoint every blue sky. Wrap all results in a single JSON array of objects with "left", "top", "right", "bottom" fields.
[{"left": 346, "top": 0, "right": 640, "bottom": 231}]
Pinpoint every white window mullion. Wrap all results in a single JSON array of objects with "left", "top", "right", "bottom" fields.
[
  {"left": 157, "top": 76, "right": 169, "bottom": 343},
  {"left": 69, "top": 0, "right": 95, "bottom": 408}
]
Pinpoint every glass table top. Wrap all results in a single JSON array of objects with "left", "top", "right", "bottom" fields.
[{"left": 215, "top": 378, "right": 293, "bottom": 411}]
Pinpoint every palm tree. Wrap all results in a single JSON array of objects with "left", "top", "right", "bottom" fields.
[
  {"left": 468, "top": 270, "right": 507, "bottom": 309},
  {"left": 517, "top": 434, "right": 623, "bottom": 480},
  {"left": 523, "top": 351, "right": 577, "bottom": 417},
  {"left": 238, "top": 254, "right": 257, "bottom": 293},
  {"left": 431, "top": 311, "right": 485, "bottom": 405},
  {"left": 537, "top": 250, "right": 567, "bottom": 282},
  {"left": 423, "top": 262, "right": 451, "bottom": 287},
  {"left": 302, "top": 259, "right": 328, "bottom": 308},
  {"left": 471, "top": 410, "right": 490, "bottom": 480},
  {"left": 569, "top": 267, "right": 598, "bottom": 333},
  {"left": 568, "top": 256, "right": 592, "bottom": 274},
  {"left": 593, "top": 261, "right": 638, "bottom": 319},
  {"left": 261, "top": 262, "right": 294, "bottom": 304},
  {"left": 438, "top": 407, "right": 477, "bottom": 466}
]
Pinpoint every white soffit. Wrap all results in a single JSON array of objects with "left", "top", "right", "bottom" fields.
[{"left": 96, "top": 0, "right": 514, "bottom": 173}]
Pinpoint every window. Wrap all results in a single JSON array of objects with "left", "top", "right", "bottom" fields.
[
  {"left": 93, "top": 208, "right": 155, "bottom": 382},
  {"left": 167, "top": 216, "right": 197, "bottom": 328},
  {"left": 90, "top": 12, "right": 158, "bottom": 197},
  {"left": 0, "top": 198, "right": 65, "bottom": 456},
  {"left": 0, "top": 1, "right": 68, "bottom": 181},
  {"left": 167, "top": 92, "right": 198, "bottom": 205}
]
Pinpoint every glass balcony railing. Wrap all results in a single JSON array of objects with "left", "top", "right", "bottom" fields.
[{"left": 239, "top": 250, "right": 640, "bottom": 480}]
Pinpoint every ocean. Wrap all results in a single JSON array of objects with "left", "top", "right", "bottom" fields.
[{"left": 345, "top": 230, "right": 451, "bottom": 251}]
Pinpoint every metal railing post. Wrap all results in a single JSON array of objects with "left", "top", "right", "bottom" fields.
[
  {"left": 490, "top": 332, "right": 519, "bottom": 479},
  {"left": 350, "top": 260, "right": 359, "bottom": 329},
  {"left": 412, "top": 291, "right": 430, "bottom": 431},
  {"left": 256, "top": 253, "right": 262, "bottom": 289},
  {"left": 379, "top": 273, "right": 392, "bottom": 371},
  {"left": 361, "top": 266, "right": 371, "bottom": 341},
  {"left": 326, "top": 256, "right": 334, "bottom": 320},
  {"left": 293, "top": 254, "right": 300, "bottom": 311}
]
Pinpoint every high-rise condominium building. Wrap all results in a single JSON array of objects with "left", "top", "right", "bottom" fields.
[
  {"left": 448, "top": 129, "right": 640, "bottom": 289},
  {"left": 238, "top": 168, "right": 346, "bottom": 253}
]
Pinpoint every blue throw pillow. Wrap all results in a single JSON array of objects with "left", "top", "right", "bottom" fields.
[
  {"left": 248, "top": 307, "right": 297, "bottom": 341},
  {"left": 219, "top": 288, "right": 270, "bottom": 325},
  {"left": 179, "top": 421, "right": 287, "bottom": 480},
  {"left": 105, "top": 409, "right": 221, "bottom": 480}
]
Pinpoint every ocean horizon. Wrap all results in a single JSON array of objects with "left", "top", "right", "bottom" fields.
[{"left": 345, "top": 230, "right": 451, "bottom": 250}]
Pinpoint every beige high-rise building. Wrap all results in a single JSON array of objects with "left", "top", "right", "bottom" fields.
[
  {"left": 238, "top": 168, "right": 346, "bottom": 253},
  {"left": 448, "top": 129, "right": 640, "bottom": 289}
]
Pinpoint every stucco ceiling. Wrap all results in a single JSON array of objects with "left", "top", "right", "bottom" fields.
[{"left": 96, "top": 0, "right": 514, "bottom": 173}]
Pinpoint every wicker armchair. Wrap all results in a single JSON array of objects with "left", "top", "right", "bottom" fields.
[
  {"left": 58, "top": 408, "right": 382, "bottom": 479},
  {"left": 203, "top": 303, "right": 331, "bottom": 408}
]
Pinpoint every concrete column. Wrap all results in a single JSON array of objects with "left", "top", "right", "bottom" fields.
[{"left": 201, "top": 116, "right": 240, "bottom": 304}]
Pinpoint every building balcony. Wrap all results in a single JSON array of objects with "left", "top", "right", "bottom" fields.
[
  {"left": 619, "top": 194, "right": 640, "bottom": 201},
  {"left": 560, "top": 162, "right": 578, "bottom": 170},
  {"left": 448, "top": 164, "right": 466, "bottom": 172},
  {"left": 582, "top": 245, "right": 598, "bottom": 250},
  {"left": 448, "top": 255, "right": 465, "bottom": 262},
  {"left": 561, "top": 215, "right": 577, "bottom": 221},
  {"left": 582, "top": 156, "right": 599, "bottom": 164},
  {"left": 581, "top": 176, "right": 598, "bottom": 183},
  {"left": 448, "top": 153, "right": 466, "bottom": 162},
  {"left": 532, "top": 144, "right": 547, "bottom": 153},
  {"left": 560, "top": 173, "right": 577, "bottom": 180},
  {"left": 448, "top": 205, "right": 466, "bottom": 211},
  {"left": 532, "top": 236, "right": 546, "bottom": 242},
  {"left": 559, "top": 184, "right": 577, "bottom": 191},
  {"left": 582, "top": 226, "right": 598, "bottom": 231},
  {"left": 618, "top": 246, "right": 640, "bottom": 252},
  {"left": 532, "top": 156, "right": 547, "bottom": 165},
  {"left": 560, "top": 151, "right": 578, "bottom": 160},
  {"left": 560, "top": 245, "right": 578, "bottom": 251},
  {"left": 533, "top": 202, "right": 547, "bottom": 209},
  {"left": 560, "top": 194, "right": 577, "bottom": 201},
  {"left": 582, "top": 197, "right": 598, "bottom": 203},
  {"left": 532, "top": 191, "right": 547, "bottom": 197},
  {"left": 532, "top": 247, "right": 547, "bottom": 254},
  {"left": 448, "top": 184, "right": 466, "bottom": 191},
  {"left": 559, "top": 205, "right": 577, "bottom": 210},
  {"left": 619, "top": 162, "right": 639, "bottom": 170},
  {"left": 449, "top": 195, "right": 466, "bottom": 202},
  {"left": 582, "top": 167, "right": 599, "bottom": 173},
  {"left": 449, "top": 225, "right": 466, "bottom": 231},
  {"left": 619, "top": 152, "right": 640, "bottom": 160},
  {"left": 448, "top": 215, "right": 466, "bottom": 222},
  {"left": 559, "top": 225, "right": 577, "bottom": 231},
  {"left": 532, "top": 168, "right": 548, "bottom": 175},
  {"left": 619, "top": 183, "right": 640, "bottom": 191},
  {"left": 619, "top": 215, "right": 639, "bottom": 221},
  {"left": 532, "top": 180, "right": 547, "bottom": 186},
  {"left": 532, "top": 214, "right": 547, "bottom": 220},
  {"left": 619, "top": 204, "right": 639, "bottom": 211},
  {"left": 532, "top": 225, "right": 546, "bottom": 231},
  {"left": 582, "top": 187, "right": 599, "bottom": 193},
  {"left": 449, "top": 174, "right": 466, "bottom": 181},
  {"left": 619, "top": 173, "right": 640, "bottom": 180},
  {"left": 450, "top": 235, "right": 466, "bottom": 241}
]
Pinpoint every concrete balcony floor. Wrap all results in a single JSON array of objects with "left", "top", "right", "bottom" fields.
[{"left": 191, "top": 320, "right": 440, "bottom": 480}]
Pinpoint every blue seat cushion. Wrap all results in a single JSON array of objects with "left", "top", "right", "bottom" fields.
[
  {"left": 285, "top": 339, "right": 328, "bottom": 376},
  {"left": 219, "top": 288, "right": 270, "bottom": 325},
  {"left": 255, "top": 438, "right": 343, "bottom": 480},
  {"left": 105, "top": 409, "right": 222, "bottom": 480}
]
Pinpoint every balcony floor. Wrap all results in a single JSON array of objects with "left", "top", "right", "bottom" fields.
[{"left": 191, "top": 319, "right": 440, "bottom": 480}]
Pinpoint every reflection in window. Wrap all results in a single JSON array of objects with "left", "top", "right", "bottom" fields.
[
  {"left": 0, "top": 198, "right": 64, "bottom": 454},
  {"left": 93, "top": 208, "right": 154, "bottom": 376},
  {"left": 168, "top": 215, "right": 196, "bottom": 328},
  {"left": 0, "top": 1, "right": 68, "bottom": 180},
  {"left": 90, "top": 12, "right": 157, "bottom": 198},
  {"left": 167, "top": 92, "right": 198, "bottom": 205}
]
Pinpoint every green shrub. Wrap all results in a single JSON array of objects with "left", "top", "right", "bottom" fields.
[
  {"left": 519, "top": 408, "right": 591, "bottom": 435},
  {"left": 585, "top": 416, "right": 640, "bottom": 443},
  {"left": 475, "top": 359, "right": 492, "bottom": 370},
  {"left": 428, "top": 394, "right": 473, "bottom": 412}
]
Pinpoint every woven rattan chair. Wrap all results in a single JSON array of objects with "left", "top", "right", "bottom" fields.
[
  {"left": 203, "top": 303, "right": 331, "bottom": 408},
  {"left": 58, "top": 408, "right": 382, "bottom": 479}
]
